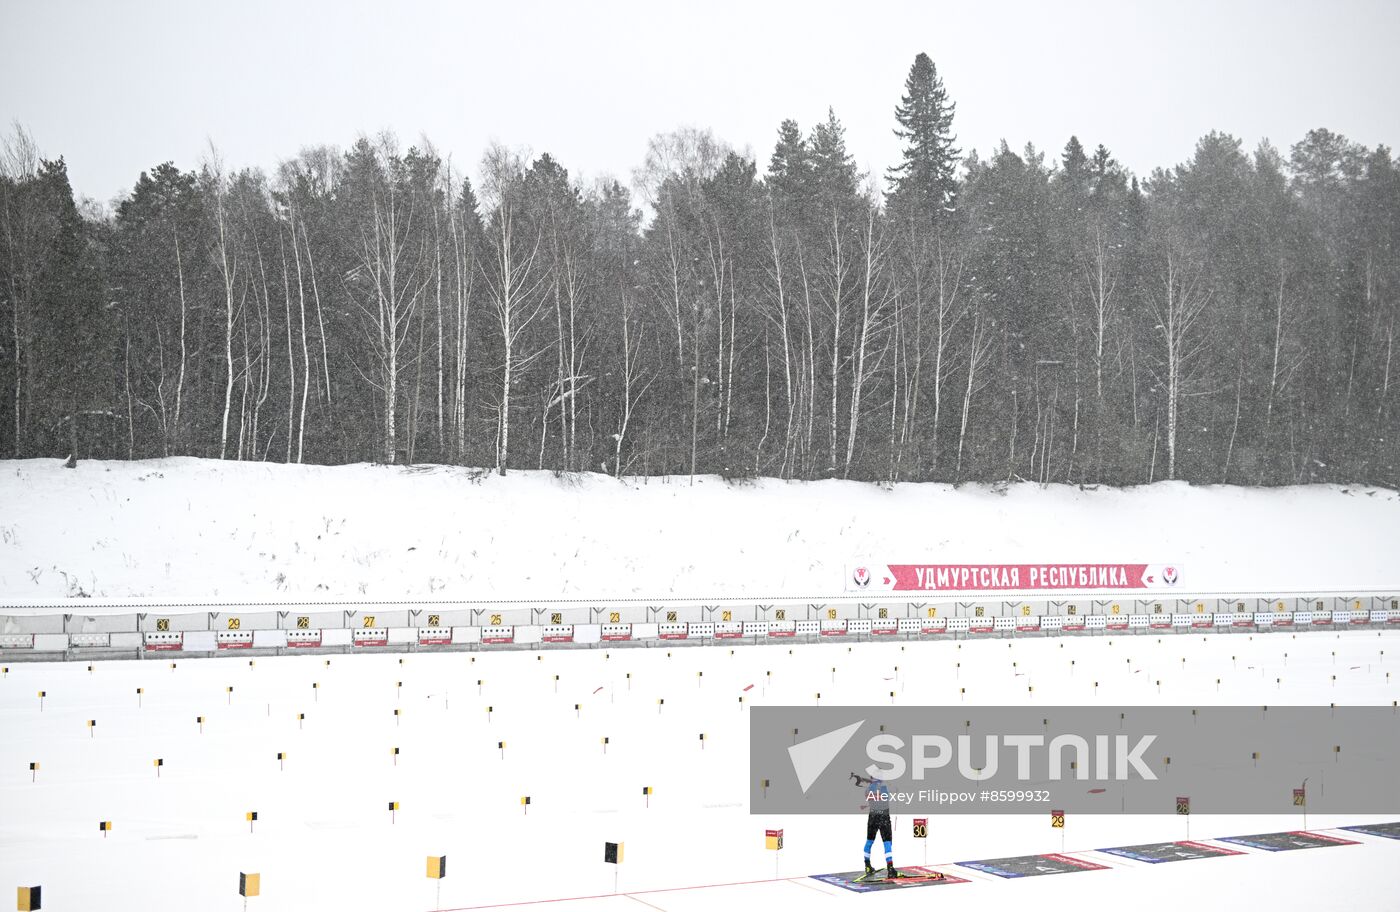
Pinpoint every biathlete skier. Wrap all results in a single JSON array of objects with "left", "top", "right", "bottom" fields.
[{"left": 851, "top": 772, "right": 899, "bottom": 878}]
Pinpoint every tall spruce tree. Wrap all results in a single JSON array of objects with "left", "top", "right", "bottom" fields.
[
  {"left": 1059, "top": 136, "right": 1090, "bottom": 197},
  {"left": 888, "top": 52, "right": 960, "bottom": 220},
  {"left": 767, "top": 119, "right": 812, "bottom": 211},
  {"left": 810, "top": 107, "right": 859, "bottom": 200}
]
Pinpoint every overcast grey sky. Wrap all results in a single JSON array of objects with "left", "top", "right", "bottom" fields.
[{"left": 2, "top": 0, "right": 1398, "bottom": 204}]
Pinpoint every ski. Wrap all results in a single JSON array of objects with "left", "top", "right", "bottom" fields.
[
  {"left": 854, "top": 868, "right": 944, "bottom": 883},
  {"left": 876, "top": 868, "right": 946, "bottom": 883}
]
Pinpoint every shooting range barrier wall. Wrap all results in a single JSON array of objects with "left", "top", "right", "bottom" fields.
[{"left": 0, "top": 592, "right": 1395, "bottom": 662}]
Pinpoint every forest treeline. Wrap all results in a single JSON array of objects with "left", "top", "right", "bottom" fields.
[{"left": 2, "top": 54, "right": 1396, "bottom": 486}]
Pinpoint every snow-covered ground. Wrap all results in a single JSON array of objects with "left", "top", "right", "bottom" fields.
[
  {"left": 3, "top": 631, "right": 1398, "bottom": 911},
  {"left": 3, "top": 459, "right": 1399, "bottom": 909},
  {"left": 1, "top": 459, "right": 1398, "bottom": 602}
]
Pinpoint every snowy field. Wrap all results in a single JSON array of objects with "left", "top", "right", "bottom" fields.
[
  {"left": 1, "top": 459, "right": 1399, "bottom": 602},
  {"left": 3, "top": 458, "right": 1399, "bottom": 909},
  {"left": 3, "top": 630, "right": 1398, "bottom": 911}
]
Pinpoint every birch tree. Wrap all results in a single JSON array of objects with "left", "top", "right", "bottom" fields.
[
  {"left": 955, "top": 310, "right": 995, "bottom": 477},
  {"left": 1148, "top": 228, "right": 1213, "bottom": 480},
  {"left": 479, "top": 144, "right": 548, "bottom": 475},
  {"left": 204, "top": 149, "right": 242, "bottom": 460},
  {"left": 0, "top": 125, "right": 45, "bottom": 457},
  {"left": 843, "top": 196, "right": 893, "bottom": 477},
  {"left": 446, "top": 171, "right": 481, "bottom": 464},
  {"left": 341, "top": 135, "right": 425, "bottom": 464}
]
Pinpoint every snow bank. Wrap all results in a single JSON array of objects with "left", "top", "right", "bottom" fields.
[{"left": 0, "top": 458, "right": 1396, "bottom": 602}]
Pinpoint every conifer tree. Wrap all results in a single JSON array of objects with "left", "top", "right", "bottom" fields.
[
  {"left": 767, "top": 118, "right": 812, "bottom": 209},
  {"left": 887, "top": 52, "right": 960, "bottom": 219},
  {"left": 1059, "top": 135, "right": 1089, "bottom": 196},
  {"left": 809, "top": 107, "right": 858, "bottom": 200}
]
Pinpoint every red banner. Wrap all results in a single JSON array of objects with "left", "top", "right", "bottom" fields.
[{"left": 848, "top": 563, "right": 1180, "bottom": 592}]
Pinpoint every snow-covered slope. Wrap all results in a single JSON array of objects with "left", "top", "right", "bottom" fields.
[{"left": 1, "top": 458, "right": 1397, "bottom": 602}]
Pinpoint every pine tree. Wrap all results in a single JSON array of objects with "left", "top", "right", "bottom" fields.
[
  {"left": 1059, "top": 136, "right": 1089, "bottom": 197},
  {"left": 887, "top": 52, "right": 960, "bottom": 220},
  {"left": 1089, "top": 144, "right": 1126, "bottom": 195},
  {"left": 767, "top": 118, "right": 812, "bottom": 209},
  {"left": 809, "top": 107, "right": 858, "bottom": 200}
]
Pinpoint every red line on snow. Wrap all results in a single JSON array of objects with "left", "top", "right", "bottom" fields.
[
  {"left": 435, "top": 849, "right": 1132, "bottom": 910},
  {"left": 432, "top": 875, "right": 795, "bottom": 910},
  {"left": 787, "top": 877, "right": 845, "bottom": 897}
]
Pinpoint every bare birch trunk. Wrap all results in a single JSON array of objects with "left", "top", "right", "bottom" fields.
[
  {"left": 825, "top": 212, "right": 848, "bottom": 475},
  {"left": 173, "top": 230, "right": 188, "bottom": 454},
  {"left": 238, "top": 298, "right": 250, "bottom": 459},
  {"left": 756, "top": 332, "right": 772, "bottom": 473},
  {"left": 1084, "top": 222, "right": 1117, "bottom": 477},
  {"left": 213, "top": 180, "right": 238, "bottom": 460},
  {"left": 301, "top": 225, "right": 332, "bottom": 407},
  {"left": 1223, "top": 352, "right": 1244, "bottom": 482},
  {"left": 122, "top": 314, "right": 135, "bottom": 458},
  {"left": 955, "top": 315, "right": 984, "bottom": 477},
  {"left": 614, "top": 285, "right": 652, "bottom": 478},
  {"left": 565, "top": 248, "right": 581, "bottom": 471},
  {"left": 1266, "top": 269, "right": 1287, "bottom": 429},
  {"left": 1381, "top": 304, "right": 1395, "bottom": 415},
  {"left": 1152, "top": 242, "right": 1212, "bottom": 480},
  {"left": 481, "top": 150, "right": 546, "bottom": 476},
  {"left": 434, "top": 210, "right": 444, "bottom": 458},
  {"left": 615, "top": 287, "right": 633, "bottom": 477},
  {"left": 764, "top": 207, "right": 795, "bottom": 477},
  {"left": 843, "top": 205, "right": 885, "bottom": 477},
  {"left": 930, "top": 232, "right": 965, "bottom": 474},
  {"left": 689, "top": 284, "right": 700, "bottom": 483},
  {"left": 279, "top": 232, "right": 295, "bottom": 463},
  {"left": 291, "top": 217, "right": 310, "bottom": 463},
  {"left": 6, "top": 261, "right": 19, "bottom": 456},
  {"left": 797, "top": 243, "right": 816, "bottom": 472}
]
